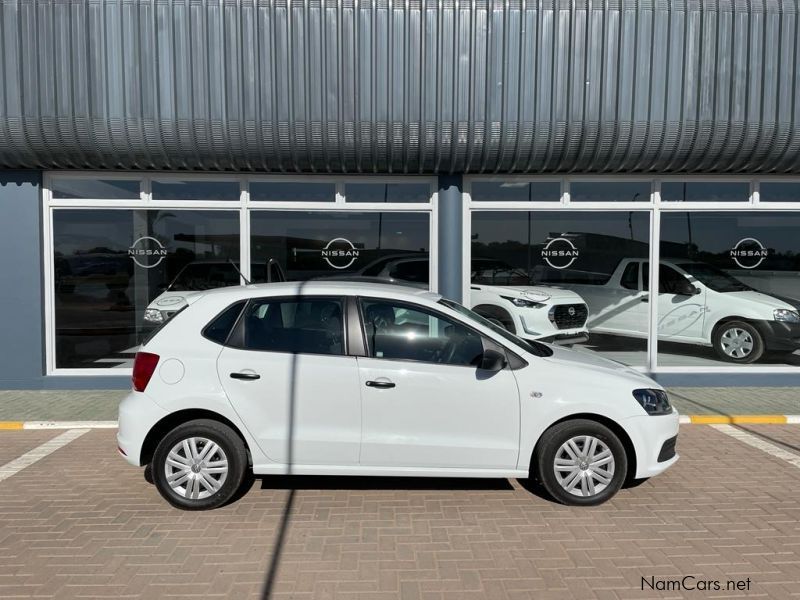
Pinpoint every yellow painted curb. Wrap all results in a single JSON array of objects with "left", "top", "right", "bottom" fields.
[
  {"left": 0, "top": 421, "right": 24, "bottom": 430},
  {"left": 690, "top": 415, "right": 788, "bottom": 425}
]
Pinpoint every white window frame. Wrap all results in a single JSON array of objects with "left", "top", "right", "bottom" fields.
[
  {"left": 464, "top": 175, "right": 800, "bottom": 375},
  {"left": 42, "top": 171, "right": 437, "bottom": 376}
]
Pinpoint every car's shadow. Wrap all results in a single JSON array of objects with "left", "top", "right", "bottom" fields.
[{"left": 256, "top": 474, "right": 516, "bottom": 492}]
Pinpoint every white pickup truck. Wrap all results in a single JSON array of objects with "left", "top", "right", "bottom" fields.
[
  {"left": 357, "top": 254, "right": 590, "bottom": 345},
  {"left": 557, "top": 258, "right": 800, "bottom": 363}
]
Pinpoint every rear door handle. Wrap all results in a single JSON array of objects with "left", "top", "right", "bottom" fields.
[
  {"left": 230, "top": 371, "right": 261, "bottom": 381},
  {"left": 366, "top": 380, "right": 396, "bottom": 389}
]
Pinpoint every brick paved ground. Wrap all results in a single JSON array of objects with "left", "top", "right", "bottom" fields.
[
  {"left": 0, "top": 387, "right": 797, "bottom": 422},
  {"left": 1, "top": 425, "right": 800, "bottom": 599},
  {"left": 0, "top": 430, "right": 58, "bottom": 466},
  {"left": 0, "top": 390, "right": 125, "bottom": 421}
]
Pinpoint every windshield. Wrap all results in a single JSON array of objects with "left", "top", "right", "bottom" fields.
[
  {"left": 168, "top": 262, "right": 242, "bottom": 292},
  {"left": 438, "top": 298, "right": 553, "bottom": 357},
  {"left": 471, "top": 259, "right": 534, "bottom": 286},
  {"left": 676, "top": 263, "right": 752, "bottom": 293}
]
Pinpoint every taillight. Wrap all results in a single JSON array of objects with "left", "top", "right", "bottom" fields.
[{"left": 132, "top": 352, "right": 160, "bottom": 392}]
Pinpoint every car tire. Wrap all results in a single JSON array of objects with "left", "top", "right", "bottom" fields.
[
  {"left": 712, "top": 320, "right": 764, "bottom": 364},
  {"left": 534, "top": 419, "right": 627, "bottom": 506},
  {"left": 152, "top": 419, "right": 248, "bottom": 511}
]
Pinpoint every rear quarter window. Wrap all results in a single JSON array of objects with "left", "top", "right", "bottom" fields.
[{"left": 202, "top": 301, "right": 246, "bottom": 345}]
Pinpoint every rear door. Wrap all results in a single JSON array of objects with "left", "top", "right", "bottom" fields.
[
  {"left": 217, "top": 296, "right": 361, "bottom": 466},
  {"left": 355, "top": 297, "right": 521, "bottom": 470}
]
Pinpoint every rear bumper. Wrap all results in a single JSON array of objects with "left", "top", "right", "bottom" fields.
[
  {"left": 623, "top": 409, "right": 681, "bottom": 479},
  {"left": 116, "top": 391, "right": 168, "bottom": 467},
  {"left": 752, "top": 320, "right": 800, "bottom": 352}
]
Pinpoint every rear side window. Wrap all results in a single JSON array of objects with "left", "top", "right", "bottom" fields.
[
  {"left": 203, "top": 301, "right": 246, "bottom": 345},
  {"left": 620, "top": 262, "right": 639, "bottom": 290},
  {"left": 232, "top": 297, "right": 344, "bottom": 355}
]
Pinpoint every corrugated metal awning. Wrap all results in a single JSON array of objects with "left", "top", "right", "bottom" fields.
[{"left": 0, "top": 0, "right": 798, "bottom": 173}]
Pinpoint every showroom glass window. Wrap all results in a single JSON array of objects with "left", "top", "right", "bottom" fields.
[
  {"left": 471, "top": 211, "right": 651, "bottom": 367},
  {"left": 658, "top": 212, "right": 800, "bottom": 368},
  {"left": 52, "top": 210, "right": 240, "bottom": 369},
  {"left": 249, "top": 212, "right": 430, "bottom": 284},
  {"left": 470, "top": 181, "right": 561, "bottom": 202}
]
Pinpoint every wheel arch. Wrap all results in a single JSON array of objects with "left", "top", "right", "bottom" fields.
[
  {"left": 710, "top": 315, "right": 757, "bottom": 338},
  {"left": 530, "top": 413, "right": 637, "bottom": 483},
  {"left": 140, "top": 408, "right": 252, "bottom": 467},
  {"left": 472, "top": 303, "right": 517, "bottom": 330}
]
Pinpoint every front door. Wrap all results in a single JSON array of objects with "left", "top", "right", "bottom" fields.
[
  {"left": 654, "top": 265, "right": 707, "bottom": 340},
  {"left": 217, "top": 296, "right": 361, "bottom": 466},
  {"left": 356, "top": 298, "right": 520, "bottom": 470}
]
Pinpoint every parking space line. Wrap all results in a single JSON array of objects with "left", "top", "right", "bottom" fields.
[
  {"left": 0, "top": 428, "right": 89, "bottom": 482},
  {"left": 712, "top": 424, "right": 800, "bottom": 470}
]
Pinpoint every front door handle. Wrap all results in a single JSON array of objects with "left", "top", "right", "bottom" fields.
[
  {"left": 366, "top": 380, "right": 396, "bottom": 389},
  {"left": 230, "top": 371, "right": 261, "bottom": 381},
  {"left": 640, "top": 296, "right": 649, "bottom": 302}
]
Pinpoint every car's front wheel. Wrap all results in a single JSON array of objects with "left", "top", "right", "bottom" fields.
[
  {"left": 152, "top": 419, "right": 248, "bottom": 510},
  {"left": 534, "top": 419, "right": 627, "bottom": 506},
  {"left": 712, "top": 320, "right": 764, "bottom": 363}
]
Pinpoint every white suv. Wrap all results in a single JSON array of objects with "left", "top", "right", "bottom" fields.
[
  {"left": 356, "top": 254, "right": 590, "bottom": 345},
  {"left": 118, "top": 281, "right": 679, "bottom": 510}
]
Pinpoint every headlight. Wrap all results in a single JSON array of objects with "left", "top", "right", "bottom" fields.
[
  {"left": 632, "top": 389, "right": 672, "bottom": 416},
  {"left": 144, "top": 309, "right": 164, "bottom": 323},
  {"left": 774, "top": 308, "right": 800, "bottom": 323},
  {"left": 500, "top": 295, "right": 543, "bottom": 308}
]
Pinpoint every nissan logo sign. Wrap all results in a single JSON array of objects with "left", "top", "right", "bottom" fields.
[
  {"left": 128, "top": 236, "right": 168, "bottom": 269},
  {"left": 541, "top": 237, "right": 579, "bottom": 270},
  {"left": 730, "top": 237, "right": 768, "bottom": 269},
  {"left": 321, "top": 237, "right": 360, "bottom": 270}
]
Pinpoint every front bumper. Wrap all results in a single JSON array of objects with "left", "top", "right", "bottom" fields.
[
  {"left": 753, "top": 320, "right": 800, "bottom": 352},
  {"left": 622, "top": 408, "right": 681, "bottom": 479},
  {"left": 116, "top": 391, "right": 168, "bottom": 467}
]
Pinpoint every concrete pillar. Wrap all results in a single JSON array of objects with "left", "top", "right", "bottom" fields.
[{"left": 436, "top": 175, "right": 464, "bottom": 301}]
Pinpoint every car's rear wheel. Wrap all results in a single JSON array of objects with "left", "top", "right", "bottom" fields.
[
  {"left": 534, "top": 419, "right": 627, "bottom": 506},
  {"left": 152, "top": 419, "right": 248, "bottom": 510},
  {"left": 712, "top": 320, "right": 764, "bottom": 364}
]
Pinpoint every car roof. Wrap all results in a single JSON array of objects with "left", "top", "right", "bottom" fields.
[{"left": 196, "top": 279, "right": 442, "bottom": 303}]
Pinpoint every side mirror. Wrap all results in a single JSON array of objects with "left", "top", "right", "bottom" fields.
[
  {"left": 480, "top": 349, "right": 507, "bottom": 372},
  {"left": 679, "top": 283, "right": 700, "bottom": 296}
]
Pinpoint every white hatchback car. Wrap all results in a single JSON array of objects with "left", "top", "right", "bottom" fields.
[{"left": 118, "top": 281, "right": 679, "bottom": 510}]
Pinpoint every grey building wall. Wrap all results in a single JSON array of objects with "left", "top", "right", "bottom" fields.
[
  {"left": 0, "top": 171, "right": 129, "bottom": 389},
  {"left": 1, "top": 0, "right": 799, "bottom": 174}
]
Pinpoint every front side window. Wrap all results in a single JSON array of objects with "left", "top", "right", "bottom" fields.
[
  {"left": 360, "top": 299, "right": 483, "bottom": 366},
  {"left": 234, "top": 297, "right": 344, "bottom": 355}
]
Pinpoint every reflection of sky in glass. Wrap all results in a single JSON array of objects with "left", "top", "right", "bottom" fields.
[
  {"left": 570, "top": 181, "right": 650, "bottom": 202},
  {"left": 760, "top": 182, "right": 800, "bottom": 202},
  {"left": 470, "top": 181, "right": 561, "bottom": 202},
  {"left": 661, "top": 182, "right": 748, "bottom": 202},
  {"left": 472, "top": 211, "right": 650, "bottom": 244},
  {"left": 661, "top": 213, "right": 800, "bottom": 254},
  {"left": 250, "top": 211, "right": 429, "bottom": 250}
]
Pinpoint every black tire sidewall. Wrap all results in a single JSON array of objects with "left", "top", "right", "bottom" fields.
[
  {"left": 712, "top": 320, "right": 764, "bottom": 364},
  {"left": 152, "top": 419, "right": 248, "bottom": 511},
  {"left": 535, "top": 419, "right": 627, "bottom": 507}
]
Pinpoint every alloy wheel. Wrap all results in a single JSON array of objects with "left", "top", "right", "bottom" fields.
[
  {"left": 553, "top": 435, "right": 615, "bottom": 498},
  {"left": 164, "top": 437, "right": 229, "bottom": 500}
]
